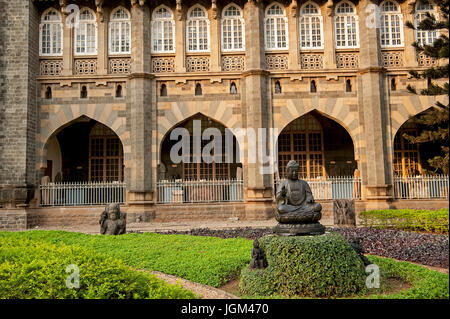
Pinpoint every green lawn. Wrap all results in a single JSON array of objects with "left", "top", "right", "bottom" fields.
[
  {"left": 0, "top": 230, "right": 447, "bottom": 299},
  {"left": 0, "top": 230, "right": 253, "bottom": 288}
]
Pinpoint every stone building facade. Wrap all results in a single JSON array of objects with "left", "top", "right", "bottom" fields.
[{"left": 0, "top": 0, "right": 447, "bottom": 229}]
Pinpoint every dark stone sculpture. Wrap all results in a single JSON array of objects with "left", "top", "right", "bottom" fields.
[
  {"left": 273, "top": 160, "right": 325, "bottom": 236},
  {"left": 249, "top": 239, "right": 268, "bottom": 269},
  {"left": 333, "top": 199, "right": 356, "bottom": 227},
  {"left": 349, "top": 237, "right": 372, "bottom": 266},
  {"left": 99, "top": 203, "right": 126, "bottom": 235}
]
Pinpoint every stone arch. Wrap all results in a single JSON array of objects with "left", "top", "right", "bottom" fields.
[
  {"left": 274, "top": 103, "right": 359, "bottom": 152},
  {"left": 37, "top": 105, "right": 128, "bottom": 171},
  {"left": 156, "top": 102, "right": 242, "bottom": 162}
]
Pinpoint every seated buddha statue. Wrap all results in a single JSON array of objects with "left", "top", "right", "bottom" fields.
[{"left": 274, "top": 160, "right": 325, "bottom": 236}]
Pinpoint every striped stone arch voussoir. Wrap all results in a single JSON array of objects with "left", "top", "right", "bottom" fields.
[
  {"left": 273, "top": 100, "right": 360, "bottom": 149},
  {"left": 156, "top": 101, "right": 242, "bottom": 162},
  {"left": 36, "top": 104, "right": 129, "bottom": 170},
  {"left": 390, "top": 95, "right": 447, "bottom": 140}
]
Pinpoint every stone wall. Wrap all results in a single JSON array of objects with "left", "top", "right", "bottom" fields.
[{"left": 0, "top": 0, "right": 39, "bottom": 208}]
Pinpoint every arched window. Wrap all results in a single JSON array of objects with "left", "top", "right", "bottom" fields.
[
  {"left": 275, "top": 81, "right": 282, "bottom": 94},
  {"left": 310, "top": 80, "right": 317, "bottom": 93},
  {"left": 278, "top": 113, "right": 325, "bottom": 178},
  {"left": 89, "top": 123, "right": 124, "bottom": 182},
  {"left": 230, "top": 82, "right": 237, "bottom": 94},
  {"left": 187, "top": 6, "right": 210, "bottom": 52},
  {"left": 222, "top": 4, "right": 245, "bottom": 51},
  {"left": 151, "top": 6, "right": 175, "bottom": 53},
  {"left": 391, "top": 77, "right": 397, "bottom": 91},
  {"left": 393, "top": 122, "right": 422, "bottom": 176},
  {"left": 195, "top": 83, "right": 202, "bottom": 96},
  {"left": 160, "top": 83, "right": 167, "bottom": 96},
  {"left": 265, "top": 3, "right": 288, "bottom": 50},
  {"left": 45, "top": 86, "right": 52, "bottom": 99},
  {"left": 299, "top": 2, "right": 323, "bottom": 49},
  {"left": 346, "top": 79, "right": 352, "bottom": 92},
  {"left": 109, "top": 7, "right": 131, "bottom": 54},
  {"left": 75, "top": 8, "right": 97, "bottom": 55},
  {"left": 334, "top": 1, "right": 359, "bottom": 48},
  {"left": 380, "top": 1, "right": 403, "bottom": 47},
  {"left": 415, "top": 1, "right": 438, "bottom": 45},
  {"left": 39, "top": 8, "right": 62, "bottom": 56},
  {"left": 115, "top": 84, "right": 123, "bottom": 98},
  {"left": 80, "top": 85, "right": 88, "bottom": 99}
]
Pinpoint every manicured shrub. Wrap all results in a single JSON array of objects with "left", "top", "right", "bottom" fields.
[
  {"left": 239, "top": 232, "right": 367, "bottom": 297},
  {"left": 359, "top": 208, "right": 449, "bottom": 233},
  {"left": 335, "top": 227, "right": 449, "bottom": 268},
  {"left": 0, "top": 237, "right": 196, "bottom": 299},
  {"left": 365, "top": 255, "right": 449, "bottom": 299}
]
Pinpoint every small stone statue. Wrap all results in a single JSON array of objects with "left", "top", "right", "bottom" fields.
[
  {"left": 273, "top": 160, "right": 325, "bottom": 236},
  {"left": 349, "top": 237, "right": 372, "bottom": 266},
  {"left": 333, "top": 199, "right": 356, "bottom": 226},
  {"left": 99, "top": 203, "right": 126, "bottom": 235},
  {"left": 249, "top": 239, "right": 268, "bottom": 269}
]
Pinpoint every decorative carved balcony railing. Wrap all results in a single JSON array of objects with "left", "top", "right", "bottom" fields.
[
  {"left": 380, "top": 50, "right": 404, "bottom": 68},
  {"left": 336, "top": 52, "right": 359, "bottom": 69},
  {"left": 74, "top": 58, "right": 97, "bottom": 75},
  {"left": 186, "top": 56, "right": 210, "bottom": 72},
  {"left": 265, "top": 54, "right": 289, "bottom": 70},
  {"left": 416, "top": 51, "right": 438, "bottom": 67},
  {"left": 40, "top": 59, "right": 63, "bottom": 76},
  {"left": 300, "top": 53, "right": 324, "bottom": 70},
  {"left": 109, "top": 57, "right": 131, "bottom": 74},
  {"left": 221, "top": 55, "right": 245, "bottom": 71},
  {"left": 152, "top": 56, "right": 175, "bottom": 73}
]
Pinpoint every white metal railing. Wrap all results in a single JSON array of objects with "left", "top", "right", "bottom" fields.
[
  {"left": 40, "top": 181, "right": 126, "bottom": 206},
  {"left": 157, "top": 179, "right": 244, "bottom": 204},
  {"left": 393, "top": 175, "right": 449, "bottom": 199},
  {"left": 275, "top": 176, "right": 362, "bottom": 200}
]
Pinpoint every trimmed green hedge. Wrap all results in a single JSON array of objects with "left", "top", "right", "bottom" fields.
[
  {"left": 359, "top": 209, "right": 449, "bottom": 233},
  {"left": 363, "top": 255, "right": 449, "bottom": 299},
  {"left": 239, "top": 232, "right": 367, "bottom": 297},
  {"left": 0, "top": 237, "right": 196, "bottom": 299},
  {"left": 0, "top": 230, "right": 253, "bottom": 288}
]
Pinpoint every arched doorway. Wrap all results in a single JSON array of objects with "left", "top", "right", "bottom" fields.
[
  {"left": 393, "top": 121, "right": 422, "bottom": 176},
  {"left": 159, "top": 113, "right": 241, "bottom": 181},
  {"left": 277, "top": 111, "right": 356, "bottom": 179}
]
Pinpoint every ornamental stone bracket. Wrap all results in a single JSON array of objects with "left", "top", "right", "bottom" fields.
[
  {"left": 326, "top": 0, "right": 334, "bottom": 16},
  {"left": 95, "top": 0, "right": 104, "bottom": 22},
  {"left": 290, "top": 0, "right": 297, "bottom": 18}
]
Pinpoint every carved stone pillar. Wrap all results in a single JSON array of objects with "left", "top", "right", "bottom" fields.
[
  {"left": 403, "top": 0, "right": 419, "bottom": 67},
  {"left": 60, "top": 2, "right": 73, "bottom": 76},
  {"left": 357, "top": 0, "right": 393, "bottom": 205},
  {"left": 322, "top": 0, "right": 336, "bottom": 69},
  {"left": 287, "top": 0, "right": 300, "bottom": 70},
  {"left": 175, "top": 1, "right": 186, "bottom": 72},
  {"left": 96, "top": 3, "right": 109, "bottom": 75},
  {"left": 209, "top": 2, "right": 221, "bottom": 72},
  {"left": 127, "top": 1, "right": 155, "bottom": 217}
]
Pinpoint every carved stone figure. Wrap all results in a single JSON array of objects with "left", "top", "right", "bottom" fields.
[
  {"left": 99, "top": 203, "right": 126, "bottom": 235},
  {"left": 249, "top": 239, "right": 268, "bottom": 269},
  {"left": 273, "top": 160, "right": 325, "bottom": 236},
  {"left": 333, "top": 199, "right": 356, "bottom": 226},
  {"left": 349, "top": 237, "right": 372, "bottom": 266}
]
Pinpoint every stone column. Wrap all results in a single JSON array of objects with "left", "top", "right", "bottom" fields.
[
  {"left": 322, "top": 0, "right": 336, "bottom": 69},
  {"left": 403, "top": 0, "right": 418, "bottom": 67},
  {"left": 209, "top": 3, "right": 222, "bottom": 72},
  {"left": 96, "top": 4, "right": 109, "bottom": 75},
  {"left": 126, "top": 1, "right": 155, "bottom": 219},
  {"left": 175, "top": 2, "right": 186, "bottom": 72},
  {"left": 61, "top": 3, "right": 74, "bottom": 76},
  {"left": 242, "top": 1, "right": 273, "bottom": 219},
  {"left": 356, "top": 0, "right": 392, "bottom": 206},
  {"left": 287, "top": 1, "right": 300, "bottom": 70}
]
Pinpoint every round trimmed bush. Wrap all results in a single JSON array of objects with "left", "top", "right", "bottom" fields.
[{"left": 239, "top": 232, "right": 367, "bottom": 297}]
